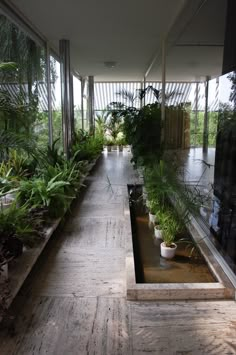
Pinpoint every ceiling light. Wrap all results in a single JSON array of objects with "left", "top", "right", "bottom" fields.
[{"left": 104, "top": 61, "right": 117, "bottom": 68}]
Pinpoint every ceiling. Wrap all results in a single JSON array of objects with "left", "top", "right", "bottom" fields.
[{"left": 7, "top": 0, "right": 227, "bottom": 81}]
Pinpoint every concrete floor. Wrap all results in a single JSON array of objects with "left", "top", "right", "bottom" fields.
[{"left": 1, "top": 150, "right": 236, "bottom": 355}]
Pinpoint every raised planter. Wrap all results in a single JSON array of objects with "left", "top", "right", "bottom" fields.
[
  {"left": 0, "top": 154, "right": 101, "bottom": 319},
  {"left": 125, "top": 185, "right": 235, "bottom": 301}
]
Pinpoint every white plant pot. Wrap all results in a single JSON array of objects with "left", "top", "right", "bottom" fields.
[
  {"left": 149, "top": 212, "right": 156, "bottom": 224},
  {"left": 154, "top": 227, "right": 163, "bottom": 239},
  {"left": 160, "top": 242, "right": 177, "bottom": 259},
  {"left": 143, "top": 192, "right": 148, "bottom": 202}
]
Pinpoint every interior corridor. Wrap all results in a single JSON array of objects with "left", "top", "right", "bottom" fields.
[{"left": 1, "top": 151, "right": 236, "bottom": 355}]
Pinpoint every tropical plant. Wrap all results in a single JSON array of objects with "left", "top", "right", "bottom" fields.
[
  {"left": 144, "top": 159, "right": 202, "bottom": 219},
  {"left": 105, "top": 113, "right": 123, "bottom": 142},
  {"left": 0, "top": 15, "right": 45, "bottom": 94},
  {"left": 0, "top": 202, "right": 41, "bottom": 254},
  {"left": 0, "top": 150, "right": 31, "bottom": 177},
  {"left": 122, "top": 103, "right": 162, "bottom": 165},
  {"left": 146, "top": 199, "right": 159, "bottom": 215},
  {"left": 71, "top": 130, "right": 103, "bottom": 162},
  {"left": 16, "top": 174, "right": 72, "bottom": 218},
  {"left": 39, "top": 158, "right": 86, "bottom": 196},
  {"left": 95, "top": 110, "right": 110, "bottom": 138},
  {"left": 158, "top": 210, "right": 182, "bottom": 247}
]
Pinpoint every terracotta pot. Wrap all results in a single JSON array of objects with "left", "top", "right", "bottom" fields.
[{"left": 160, "top": 242, "right": 177, "bottom": 259}]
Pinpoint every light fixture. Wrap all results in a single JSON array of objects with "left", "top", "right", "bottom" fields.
[{"left": 104, "top": 61, "right": 117, "bottom": 68}]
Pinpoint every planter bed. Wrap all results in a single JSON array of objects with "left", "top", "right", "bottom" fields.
[
  {"left": 125, "top": 184, "right": 235, "bottom": 300},
  {"left": 0, "top": 155, "right": 100, "bottom": 318}
]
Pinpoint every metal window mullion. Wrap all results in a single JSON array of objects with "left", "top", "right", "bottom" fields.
[
  {"left": 194, "top": 82, "right": 199, "bottom": 147},
  {"left": 46, "top": 42, "right": 53, "bottom": 147},
  {"left": 203, "top": 77, "right": 210, "bottom": 152},
  {"left": 88, "top": 76, "right": 94, "bottom": 134},
  {"left": 161, "top": 38, "right": 166, "bottom": 145},
  {"left": 81, "top": 79, "right": 84, "bottom": 131}
]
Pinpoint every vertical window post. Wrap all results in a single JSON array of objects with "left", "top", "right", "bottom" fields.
[
  {"left": 59, "top": 39, "right": 73, "bottom": 157},
  {"left": 88, "top": 76, "right": 95, "bottom": 135},
  {"left": 203, "top": 76, "right": 210, "bottom": 152},
  {"left": 46, "top": 42, "right": 53, "bottom": 147}
]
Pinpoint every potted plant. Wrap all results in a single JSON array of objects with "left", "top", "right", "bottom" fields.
[
  {"left": 154, "top": 222, "right": 163, "bottom": 240},
  {"left": 159, "top": 211, "right": 181, "bottom": 259},
  {"left": 104, "top": 137, "right": 114, "bottom": 152},
  {"left": 146, "top": 199, "right": 158, "bottom": 224},
  {"left": 116, "top": 134, "right": 126, "bottom": 152},
  {"left": 142, "top": 186, "right": 148, "bottom": 202}
]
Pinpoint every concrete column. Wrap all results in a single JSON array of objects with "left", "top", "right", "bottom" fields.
[
  {"left": 203, "top": 76, "right": 210, "bottom": 153},
  {"left": 81, "top": 78, "right": 85, "bottom": 131},
  {"left": 59, "top": 39, "right": 73, "bottom": 156},
  {"left": 88, "top": 75, "right": 95, "bottom": 135},
  {"left": 70, "top": 73, "right": 75, "bottom": 135}
]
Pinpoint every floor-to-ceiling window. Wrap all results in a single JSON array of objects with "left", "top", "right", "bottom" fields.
[
  {"left": 0, "top": 13, "right": 48, "bottom": 148},
  {"left": 50, "top": 55, "right": 62, "bottom": 146},
  {"left": 73, "top": 76, "right": 82, "bottom": 130},
  {"left": 209, "top": 70, "right": 236, "bottom": 272}
]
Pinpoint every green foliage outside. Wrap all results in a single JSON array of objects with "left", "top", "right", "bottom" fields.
[{"left": 190, "top": 111, "right": 218, "bottom": 147}]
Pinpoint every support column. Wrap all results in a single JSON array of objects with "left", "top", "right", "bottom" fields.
[
  {"left": 46, "top": 42, "right": 53, "bottom": 147},
  {"left": 88, "top": 75, "right": 95, "bottom": 135},
  {"left": 203, "top": 76, "right": 210, "bottom": 153},
  {"left": 70, "top": 73, "right": 75, "bottom": 136},
  {"left": 161, "top": 38, "right": 166, "bottom": 145},
  {"left": 59, "top": 39, "right": 73, "bottom": 157},
  {"left": 194, "top": 82, "right": 199, "bottom": 148},
  {"left": 81, "top": 78, "right": 85, "bottom": 131}
]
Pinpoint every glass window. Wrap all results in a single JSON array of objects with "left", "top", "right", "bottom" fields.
[
  {"left": 50, "top": 56, "right": 62, "bottom": 145},
  {"left": 0, "top": 14, "right": 48, "bottom": 148},
  {"left": 82, "top": 79, "right": 88, "bottom": 131},
  {"left": 73, "top": 76, "right": 82, "bottom": 130}
]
